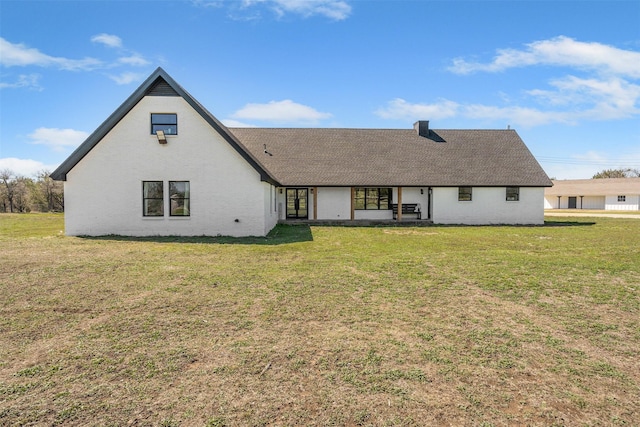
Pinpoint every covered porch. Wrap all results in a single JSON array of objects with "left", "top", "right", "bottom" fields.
[{"left": 279, "top": 186, "right": 432, "bottom": 222}]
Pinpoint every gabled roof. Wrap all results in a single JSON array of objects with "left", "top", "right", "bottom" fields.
[
  {"left": 229, "top": 128, "right": 553, "bottom": 187},
  {"left": 545, "top": 178, "right": 640, "bottom": 196},
  {"left": 50, "top": 67, "right": 275, "bottom": 183},
  {"left": 52, "top": 68, "right": 551, "bottom": 188}
]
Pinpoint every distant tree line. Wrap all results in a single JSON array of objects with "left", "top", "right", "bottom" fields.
[
  {"left": 0, "top": 169, "right": 64, "bottom": 213},
  {"left": 592, "top": 168, "right": 640, "bottom": 179}
]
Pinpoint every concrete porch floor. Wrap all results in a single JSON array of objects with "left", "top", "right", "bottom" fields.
[{"left": 278, "top": 219, "right": 433, "bottom": 226}]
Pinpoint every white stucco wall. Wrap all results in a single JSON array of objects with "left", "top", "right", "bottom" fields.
[
  {"left": 433, "top": 187, "right": 545, "bottom": 225},
  {"left": 545, "top": 195, "right": 639, "bottom": 210},
  {"left": 316, "top": 187, "right": 350, "bottom": 220},
  {"left": 605, "top": 194, "right": 640, "bottom": 211},
  {"left": 64, "top": 96, "right": 274, "bottom": 237}
]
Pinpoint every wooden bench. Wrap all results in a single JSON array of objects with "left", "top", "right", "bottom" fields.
[{"left": 391, "top": 203, "right": 421, "bottom": 220}]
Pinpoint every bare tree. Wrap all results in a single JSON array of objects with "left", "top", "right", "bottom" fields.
[
  {"left": 592, "top": 168, "right": 640, "bottom": 179},
  {"left": 36, "top": 170, "right": 64, "bottom": 211},
  {"left": 0, "top": 169, "right": 17, "bottom": 213},
  {"left": 12, "top": 177, "right": 34, "bottom": 213}
]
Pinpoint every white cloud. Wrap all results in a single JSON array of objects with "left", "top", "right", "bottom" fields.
[
  {"left": 91, "top": 33, "right": 123, "bottom": 49},
  {"left": 270, "top": 0, "right": 351, "bottom": 20},
  {"left": 528, "top": 75, "right": 640, "bottom": 120},
  {"left": 385, "top": 37, "right": 640, "bottom": 128},
  {"left": 449, "top": 36, "right": 640, "bottom": 78},
  {"left": 1, "top": 36, "right": 150, "bottom": 87},
  {"left": 0, "top": 37, "right": 102, "bottom": 71},
  {"left": 28, "top": 127, "right": 89, "bottom": 152},
  {"left": 222, "top": 119, "right": 258, "bottom": 128},
  {"left": 235, "top": 0, "right": 351, "bottom": 20},
  {"left": 375, "top": 98, "right": 460, "bottom": 121},
  {"left": 0, "top": 158, "right": 60, "bottom": 178},
  {"left": 375, "top": 99, "right": 568, "bottom": 127},
  {"left": 463, "top": 104, "right": 570, "bottom": 127},
  {"left": 0, "top": 73, "right": 42, "bottom": 90},
  {"left": 232, "top": 99, "right": 332, "bottom": 124},
  {"left": 118, "top": 54, "right": 150, "bottom": 67},
  {"left": 108, "top": 71, "right": 146, "bottom": 85}
]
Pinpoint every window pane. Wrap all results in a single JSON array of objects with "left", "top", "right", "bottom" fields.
[
  {"left": 366, "top": 188, "right": 379, "bottom": 209},
  {"left": 354, "top": 188, "right": 365, "bottom": 210},
  {"left": 169, "top": 181, "right": 190, "bottom": 216},
  {"left": 354, "top": 187, "right": 392, "bottom": 210},
  {"left": 143, "top": 181, "right": 164, "bottom": 216},
  {"left": 459, "top": 187, "right": 472, "bottom": 201},
  {"left": 144, "top": 199, "right": 164, "bottom": 216},
  {"left": 170, "top": 181, "right": 189, "bottom": 198},
  {"left": 144, "top": 181, "right": 163, "bottom": 198},
  {"left": 170, "top": 198, "right": 190, "bottom": 216},
  {"left": 379, "top": 188, "right": 390, "bottom": 209},
  {"left": 151, "top": 114, "right": 177, "bottom": 124},
  {"left": 151, "top": 114, "right": 177, "bottom": 135},
  {"left": 152, "top": 124, "right": 177, "bottom": 135},
  {"left": 506, "top": 187, "right": 519, "bottom": 201}
]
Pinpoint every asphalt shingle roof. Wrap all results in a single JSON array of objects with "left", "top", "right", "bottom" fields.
[{"left": 229, "top": 127, "right": 552, "bottom": 187}]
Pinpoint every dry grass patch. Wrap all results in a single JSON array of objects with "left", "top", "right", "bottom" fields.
[{"left": 1, "top": 214, "right": 639, "bottom": 426}]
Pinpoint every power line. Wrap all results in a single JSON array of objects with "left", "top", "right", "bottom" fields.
[{"left": 534, "top": 156, "right": 640, "bottom": 166}]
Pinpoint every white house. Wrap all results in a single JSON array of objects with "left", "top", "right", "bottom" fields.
[
  {"left": 51, "top": 68, "right": 552, "bottom": 237},
  {"left": 544, "top": 178, "right": 640, "bottom": 210}
]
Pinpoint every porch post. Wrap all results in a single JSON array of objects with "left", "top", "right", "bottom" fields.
[
  {"left": 350, "top": 187, "right": 355, "bottom": 220},
  {"left": 313, "top": 187, "right": 318, "bottom": 220},
  {"left": 397, "top": 187, "right": 403, "bottom": 221}
]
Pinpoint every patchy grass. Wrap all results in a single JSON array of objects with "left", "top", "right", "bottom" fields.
[{"left": 1, "top": 213, "right": 639, "bottom": 426}]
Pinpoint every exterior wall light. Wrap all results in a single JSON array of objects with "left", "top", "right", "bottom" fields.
[{"left": 156, "top": 130, "right": 167, "bottom": 144}]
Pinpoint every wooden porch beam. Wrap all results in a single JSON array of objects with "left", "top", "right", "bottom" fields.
[
  {"left": 350, "top": 187, "right": 355, "bottom": 220},
  {"left": 397, "top": 187, "right": 403, "bottom": 221},
  {"left": 313, "top": 187, "right": 318, "bottom": 220}
]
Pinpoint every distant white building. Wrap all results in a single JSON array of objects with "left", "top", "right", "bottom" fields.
[
  {"left": 544, "top": 178, "right": 640, "bottom": 210},
  {"left": 51, "top": 68, "right": 552, "bottom": 237}
]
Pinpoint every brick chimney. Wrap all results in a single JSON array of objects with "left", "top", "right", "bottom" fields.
[{"left": 413, "top": 120, "right": 429, "bottom": 138}]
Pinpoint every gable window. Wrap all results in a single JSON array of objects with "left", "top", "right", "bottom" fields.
[
  {"left": 143, "top": 181, "right": 164, "bottom": 216},
  {"left": 618, "top": 195, "right": 626, "bottom": 202},
  {"left": 169, "top": 181, "right": 190, "bottom": 216},
  {"left": 354, "top": 188, "right": 391, "bottom": 210},
  {"left": 458, "top": 186, "right": 472, "bottom": 201},
  {"left": 506, "top": 186, "right": 520, "bottom": 201},
  {"left": 151, "top": 113, "right": 177, "bottom": 135}
]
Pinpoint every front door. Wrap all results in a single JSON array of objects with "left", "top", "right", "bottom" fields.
[
  {"left": 286, "top": 188, "right": 308, "bottom": 219},
  {"left": 568, "top": 196, "right": 577, "bottom": 209}
]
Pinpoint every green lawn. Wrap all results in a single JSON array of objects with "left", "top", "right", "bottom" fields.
[{"left": 1, "top": 213, "right": 638, "bottom": 426}]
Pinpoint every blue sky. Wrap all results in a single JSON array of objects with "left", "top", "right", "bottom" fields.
[{"left": 1, "top": 0, "right": 639, "bottom": 180}]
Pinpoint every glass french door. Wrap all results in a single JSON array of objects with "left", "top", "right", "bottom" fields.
[{"left": 286, "top": 188, "right": 308, "bottom": 219}]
